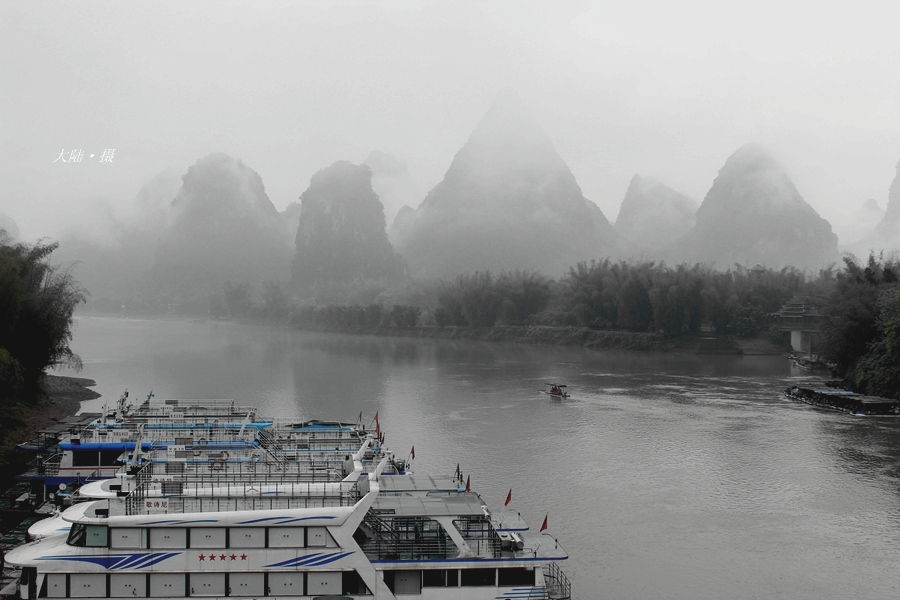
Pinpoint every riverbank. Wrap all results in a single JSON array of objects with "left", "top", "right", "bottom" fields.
[
  {"left": 76, "top": 311, "right": 787, "bottom": 355},
  {"left": 0, "top": 375, "right": 99, "bottom": 482},
  {"left": 291, "top": 323, "right": 786, "bottom": 355}
]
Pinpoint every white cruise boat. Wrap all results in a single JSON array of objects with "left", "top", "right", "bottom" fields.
[
  {"left": 7, "top": 469, "right": 571, "bottom": 599},
  {"left": 8, "top": 403, "right": 573, "bottom": 599}
]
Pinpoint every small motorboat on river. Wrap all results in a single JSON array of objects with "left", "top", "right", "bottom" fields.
[{"left": 541, "top": 383, "right": 570, "bottom": 399}]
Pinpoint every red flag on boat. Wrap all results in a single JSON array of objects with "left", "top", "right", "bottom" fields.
[
  {"left": 375, "top": 422, "right": 380, "bottom": 436},
  {"left": 505, "top": 489, "right": 512, "bottom": 506},
  {"left": 455, "top": 463, "right": 460, "bottom": 476},
  {"left": 410, "top": 446, "right": 415, "bottom": 459},
  {"left": 380, "top": 433, "right": 385, "bottom": 444},
  {"left": 374, "top": 411, "right": 379, "bottom": 422},
  {"left": 465, "top": 475, "right": 470, "bottom": 492},
  {"left": 540, "top": 513, "right": 548, "bottom": 532}
]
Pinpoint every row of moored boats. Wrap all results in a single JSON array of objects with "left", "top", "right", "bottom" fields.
[{"left": 4, "top": 392, "right": 572, "bottom": 599}]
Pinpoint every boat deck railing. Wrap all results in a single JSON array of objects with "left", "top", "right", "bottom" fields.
[
  {"left": 255, "top": 426, "right": 289, "bottom": 464},
  {"left": 134, "top": 461, "right": 348, "bottom": 485},
  {"left": 454, "top": 515, "right": 502, "bottom": 558},
  {"left": 357, "top": 513, "right": 501, "bottom": 561},
  {"left": 90, "top": 418, "right": 264, "bottom": 430},
  {"left": 125, "top": 479, "right": 362, "bottom": 515},
  {"left": 269, "top": 418, "right": 361, "bottom": 431},
  {"left": 139, "top": 398, "right": 243, "bottom": 412},
  {"left": 545, "top": 561, "right": 572, "bottom": 600},
  {"left": 269, "top": 428, "right": 368, "bottom": 448},
  {"left": 21, "top": 452, "right": 63, "bottom": 478},
  {"left": 359, "top": 514, "right": 460, "bottom": 561},
  {"left": 125, "top": 405, "right": 259, "bottom": 420},
  {"left": 71, "top": 425, "right": 262, "bottom": 445}
]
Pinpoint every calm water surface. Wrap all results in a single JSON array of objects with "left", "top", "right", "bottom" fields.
[{"left": 61, "top": 316, "right": 900, "bottom": 600}]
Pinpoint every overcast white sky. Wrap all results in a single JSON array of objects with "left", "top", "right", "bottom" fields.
[{"left": 2, "top": 0, "right": 899, "bottom": 241}]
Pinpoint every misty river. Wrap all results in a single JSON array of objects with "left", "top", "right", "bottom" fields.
[{"left": 61, "top": 316, "right": 900, "bottom": 600}]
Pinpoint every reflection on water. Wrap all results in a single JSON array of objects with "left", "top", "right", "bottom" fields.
[{"left": 63, "top": 316, "right": 900, "bottom": 600}]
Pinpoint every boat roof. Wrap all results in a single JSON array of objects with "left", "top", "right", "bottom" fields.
[
  {"left": 38, "top": 413, "right": 103, "bottom": 436},
  {"left": 372, "top": 491, "right": 487, "bottom": 519}
]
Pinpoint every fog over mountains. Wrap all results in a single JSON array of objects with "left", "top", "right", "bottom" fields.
[
  {"left": 391, "top": 91, "right": 629, "bottom": 279},
  {"left": 839, "top": 198, "right": 885, "bottom": 246},
  {"left": 9, "top": 94, "right": 898, "bottom": 311},
  {"left": 0, "top": 213, "right": 19, "bottom": 241},
  {"left": 849, "top": 159, "right": 900, "bottom": 257},
  {"left": 668, "top": 144, "right": 840, "bottom": 269},
  {"left": 291, "top": 161, "right": 405, "bottom": 300},
  {"left": 614, "top": 175, "right": 698, "bottom": 251},
  {"left": 149, "top": 153, "right": 293, "bottom": 303}
]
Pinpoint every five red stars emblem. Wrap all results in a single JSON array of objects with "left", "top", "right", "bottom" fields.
[{"left": 200, "top": 552, "right": 249, "bottom": 561}]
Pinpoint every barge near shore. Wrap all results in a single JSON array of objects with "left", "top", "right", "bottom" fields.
[{"left": 784, "top": 385, "right": 900, "bottom": 416}]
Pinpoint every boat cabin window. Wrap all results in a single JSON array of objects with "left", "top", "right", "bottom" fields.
[
  {"left": 460, "top": 568, "right": 496, "bottom": 586},
  {"left": 72, "top": 452, "right": 98, "bottom": 467},
  {"left": 423, "top": 569, "right": 459, "bottom": 587},
  {"left": 67, "top": 524, "right": 108, "bottom": 547},
  {"left": 498, "top": 567, "right": 535, "bottom": 586},
  {"left": 100, "top": 450, "right": 124, "bottom": 466},
  {"left": 341, "top": 571, "right": 371, "bottom": 595}
]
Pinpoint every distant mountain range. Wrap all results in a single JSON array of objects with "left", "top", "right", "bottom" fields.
[{"left": 9, "top": 97, "right": 898, "bottom": 311}]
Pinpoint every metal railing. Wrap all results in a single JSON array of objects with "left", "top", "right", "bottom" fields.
[
  {"left": 454, "top": 516, "right": 502, "bottom": 558},
  {"left": 125, "top": 479, "right": 361, "bottom": 515},
  {"left": 75, "top": 424, "right": 261, "bottom": 444},
  {"left": 136, "top": 467, "right": 356, "bottom": 488},
  {"left": 31, "top": 453, "right": 62, "bottom": 476},
  {"left": 359, "top": 515, "right": 458, "bottom": 560},
  {"left": 135, "top": 457, "right": 345, "bottom": 484},
  {"left": 545, "top": 562, "right": 572, "bottom": 600},
  {"left": 255, "top": 426, "right": 289, "bottom": 464}
]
